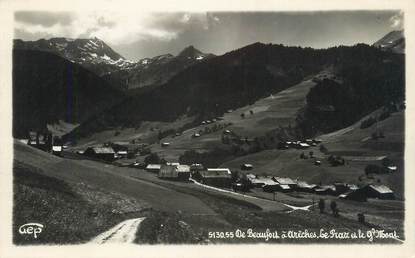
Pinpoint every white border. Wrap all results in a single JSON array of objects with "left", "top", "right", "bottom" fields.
[{"left": 1, "top": 0, "right": 414, "bottom": 257}]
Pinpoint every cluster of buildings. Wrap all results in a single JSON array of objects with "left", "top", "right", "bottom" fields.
[
  {"left": 145, "top": 163, "right": 232, "bottom": 187},
  {"left": 246, "top": 174, "right": 395, "bottom": 201},
  {"left": 77, "top": 142, "right": 396, "bottom": 202},
  {"left": 143, "top": 161, "right": 395, "bottom": 201},
  {"left": 279, "top": 139, "right": 322, "bottom": 150},
  {"left": 82, "top": 143, "right": 142, "bottom": 161},
  {"left": 27, "top": 130, "right": 64, "bottom": 156}
]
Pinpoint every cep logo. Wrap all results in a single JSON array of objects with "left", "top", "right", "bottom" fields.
[{"left": 18, "top": 223, "right": 44, "bottom": 239}]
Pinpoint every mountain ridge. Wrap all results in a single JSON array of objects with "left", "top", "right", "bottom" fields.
[
  {"left": 14, "top": 37, "right": 214, "bottom": 90},
  {"left": 373, "top": 30, "right": 404, "bottom": 54},
  {"left": 64, "top": 42, "right": 404, "bottom": 142}
]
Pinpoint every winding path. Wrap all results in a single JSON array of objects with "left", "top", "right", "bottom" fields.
[
  {"left": 90, "top": 218, "right": 146, "bottom": 244},
  {"left": 189, "top": 178, "right": 314, "bottom": 212}
]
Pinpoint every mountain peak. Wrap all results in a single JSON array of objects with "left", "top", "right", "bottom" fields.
[
  {"left": 373, "top": 30, "right": 405, "bottom": 54},
  {"left": 178, "top": 45, "right": 203, "bottom": 58}
]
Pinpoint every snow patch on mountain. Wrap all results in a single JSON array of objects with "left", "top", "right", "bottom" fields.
[{"left": 373, "top": 30, "right": 404, "bottom": 54}]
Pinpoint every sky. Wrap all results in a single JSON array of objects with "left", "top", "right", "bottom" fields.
[{"left": 14, "top": 10, "right": 403, "bottom": 60}]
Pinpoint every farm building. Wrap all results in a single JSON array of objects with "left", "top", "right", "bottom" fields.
[
  {"left": 190, "top": 163, "right": 204, "bottom": 172},
  {"left": 84, "top": 147, "right": 115, "bottom": 161},
  {"left": 262, "top": 180, "right": 279, "bottom": 192},
  {"left": 348, "top": 184, "right": 359, "bottom": 191},
  {"left": 387, "top": 165, "right": 398, "bottom": 172},
  {"left": 192, "top": 168, "right": 232, "bottom": 188},
  {"left": 167, "top": 162, "right": 180, "bottom": 166},
  {"left": 360, "top": 184, "right": 395, "bottom": 200},
  {"left": 334, "top": 183, "right": 351, "bottom": 195},
  {"left": 159, "top": 164, "right": 190, "bottom": 181},
  {"left": 52, "top": 145, "right": 63, "bottom": 156},
  {"left": 246, "top": 173, "right": 256, "bottom": 180},
  {"left": 27, "top": 130, "right": 53, "bottom": 152},
  {"left": 276, "top": 184, "right": 292, "bottom": 192},
  {"left": 296, "top": 181, "right": 318, "bottom": 193},
  {"left": 116, "top": 150, "right": 128, "bottom": 159},
  {"left": 315, "top": 185, "right": 336, "bottom": 195},
  {"left": 241, "top": 164, "right": 254, "bottom": 170},
  {"left": 339, "top": 189, "right": 367, "bottom": 202},
  {"left": 247, "top": 176, "right": 271, "bottom": 188},
  {"left": 51, "top": 136, "right": 63, "bottom": 156},
  {"left": 272, "top": 177, "right": 297, "bottom": 188},
  {"left": 146, "top": 164, "right": 161, "bottom": 173},
  {"left": 263, "top": 182, "right": 292, "bottom": 193},
  {"left": 313, "top": 139, "right": 322, "bottom": 144},
  {"left": 293, "top": 142, "right": 310, "bottom": 149}
]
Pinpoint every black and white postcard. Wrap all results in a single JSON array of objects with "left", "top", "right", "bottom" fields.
[{"left": 0, "top": 0, "right": 414, "bottom": 257}]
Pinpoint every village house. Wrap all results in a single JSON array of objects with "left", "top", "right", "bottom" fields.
[
  {"left": 51, "top": 136, "right": 63, "bottom": 156},
  {"left": 84, "top": 147, "right": 115, "bottom": 161},
  {"left": 159, "top": 164, "right": 190, "bottom": 181},
  {"left": 313, "top": 139, "right": 323, "bottom": 144},
  {"left": 115, "top": 150, "right": 128, "bottom": 159},
  {"left": 272, "top": 177, "right": 297, "bottom": 189},
  {"left": 247, "top": 175, "right": 270, "bottom": 188},
  {"left": 240, "top": 163, "right": 254, "bottom": 170},
  {"left": 360, "top": 184, "right": 395, "bottom": 200},
  {"left": 348, "top": 184, "right": 359, "bottom": 191},
  {"left": 296, "top": 181, "right": 318, "bottom": 193},
  {"left": 297, "top": 143, "right": 311, "bottom": 149},
  {"left": 145, "top": 164, "right": 161, "bottom": 173},
  {"left": 192, "top": 168, "right": 232, "bottom": 188},
  {"left": 275, "top": 184, "right": 292, "bottom": 192},
  {"left": 27, "top": 130, "right": 53, "bottom": 152},
  {"left": 263, "top": 180, "right": 292, "bottom": 193},
  {"left": 52, "top": 145, "right": 62, "bottom": 156},
  {"left": 339, "top": 189, "right": 367, "bottom": 202},
  {"left": 262, "top": 179, "right": 280, "bottom": 192},
  {"left": 314, "top": 185, "right": 336, "bottom": 195},
  {"left": 161, "top": 142, "right": 170, "bottom": 147},
  {"left": 387, "top": 165, "right": 398, "bottom": 172},
  {"left": 190, "top": 163, "right": 204, "bottom": 172},
  {"left": 334, "top": 183, "right": 351, "bottom": 195}
]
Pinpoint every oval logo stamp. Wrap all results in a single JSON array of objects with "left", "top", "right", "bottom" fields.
[{"left": 18, "top": 223, "right": 44, "bottom": 239}]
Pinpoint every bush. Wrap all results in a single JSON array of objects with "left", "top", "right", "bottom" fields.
[
  {"left": 140, "top": 148, "right": 151, "bottom": 156},
  {"left": 381, "top": 157, "right": 392, "bottom": 167},
  {"left": 319, "top": 144, "right": 328, "bottom": 154},
  {"left": 360, "top": 116, "right": 376, "bottom": 129},
  {"left": 378, "top": 110, "right": 391, "bottom": 121},
  {"left": 145, "top": 153, "right": 163, "bottom": 165},
  {"left": 318, "top": 199, "right": 325, "bottom": 213},
  {"left": 328, "top": 155, "right": 345, "bottom": 166},
  {"left": 358, "top": 213, "right": 365, "bottom": 224}
]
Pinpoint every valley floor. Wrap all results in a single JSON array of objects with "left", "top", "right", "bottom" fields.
[{"left": 13, "top": 141, "right": 404, "bottom": 244}]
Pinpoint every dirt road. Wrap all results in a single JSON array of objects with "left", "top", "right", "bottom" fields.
[
  {"left": 90, "top": 218, "right": 146, "bottom": 244},
  {"left": 189, "top": 178, "right": 314, "bottom": 212}
]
